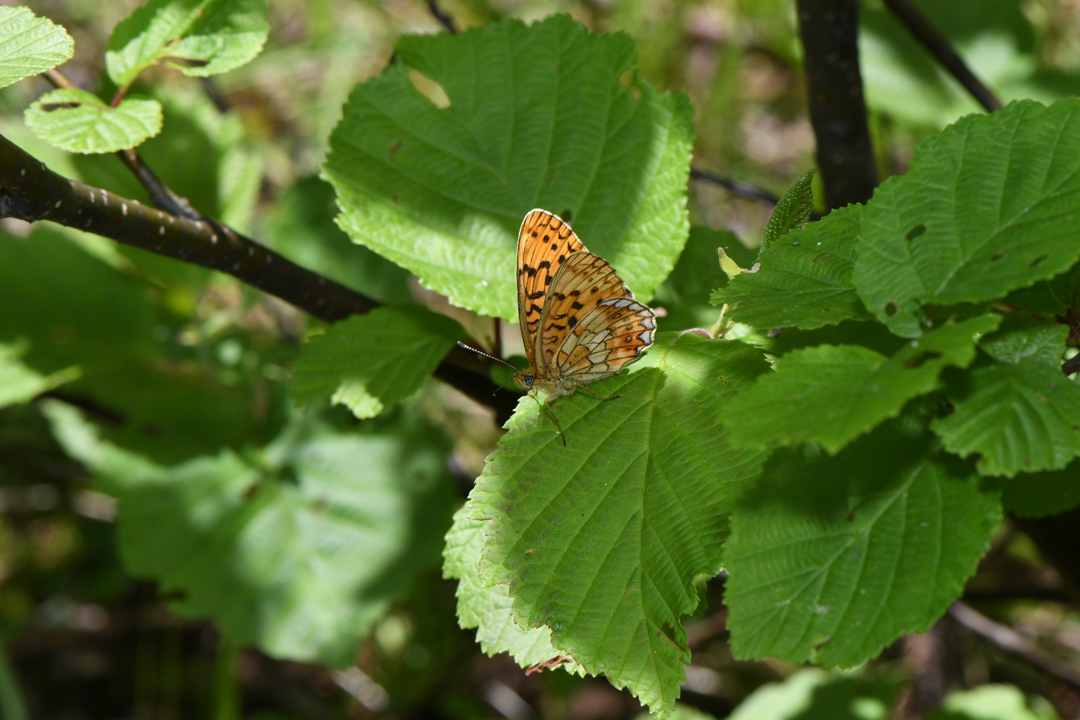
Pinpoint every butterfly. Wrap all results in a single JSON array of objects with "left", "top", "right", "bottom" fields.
[{"left": 511, "top": 208, "right": 656, "bottom": 443}]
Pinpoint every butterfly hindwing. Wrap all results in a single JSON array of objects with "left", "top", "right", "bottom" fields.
[
  {"left": 516, "top": 209, "right": 586, "bottom": 371},
  {"left": 536, "top": 251, "right": 635, "bottom": 372},
  {"left": 552, "top": 297, "right": 656, "bottom": 383}
]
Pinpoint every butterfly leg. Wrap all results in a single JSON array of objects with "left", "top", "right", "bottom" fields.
[
  {"left": 528, "top": 393, "right": 569, "bottom": 446},
  {"left": 574, "top": 383, "right": 620, "bottom": 402}
]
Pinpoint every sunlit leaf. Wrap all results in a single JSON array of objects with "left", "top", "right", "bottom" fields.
[
  {"left": 759, "top": 169, "right": 815, "bottom": 252},
  {"left": 290, "top": 306, "right": 463, "bottom": 419},
  {"left": 726, "top": 669, "right": 898, "bottom": 720},
  {"left": 713, "top": 205, "right": 870, "bottom": 331},
  {"left": 470, "top": 333, "right": 770, "bottom": 717},
  {"left": 723, "top": 315, "right": 1001, "bottom": 453},
  {"left": 24, "top": 88, "right": 162, "bottom": 153},
  {"left": 0, "top": 6, "right": 73, "bottom": 89},
  {"left": 106, "top": 0, "right": 269, "bottom": 87},
  {"left": 323, "top": 14, "right": 693, "bottom": 320},
  {"left": 444, "top": 505, "right": 584, "bottom": 671},
  {"left": 854, "top": 99, "right": 1080, "bottom": 336}
]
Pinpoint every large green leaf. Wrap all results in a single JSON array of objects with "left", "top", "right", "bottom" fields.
[
  {"left": 0, "top": 341, "right": 79, "bottom": 409},
  {"left": 24, "top": 88, "right": 162, "bottom": 153},
  {"left": 854, "top": 99, "right": 1080, "bottom": 337},
  {"left": 469, "top": 333, "right": 770, "bottom": 717},
  {"left": 727, "top": 669, "right": 898, "bottom": 720},
  {"left": 723, "top": 315, "right": 1001, "bottom": 454},
  {"left": 323, "top": 14, "right": 694, "bottom": 320},
  {"left": 933, "top": 318, "right": 1080, "bottom": 477},
  {"left": 724, "top": 420, "right": 1001, "bottom": 667},
  {"left": 444, "top": 505, "right": 584, "bottom": 672},
  {"left": 106, "top": 0, "right": 269, "bottom": 88},
  {"left": 46, "top": 402, "right": 456, "bottom": 666},
  {"left": 290, "top": 305, "right": 463, "bottom": 419},
  {"left": 712, "top": 205, "right": 870, "bottom": 331},
  {"left": 0, "top": 6, "right": 73, "bottom": 89}
]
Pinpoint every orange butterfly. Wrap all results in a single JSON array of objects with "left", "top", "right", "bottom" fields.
[{"left": 512, "top": 209, "right": 656, "bottom": 442}]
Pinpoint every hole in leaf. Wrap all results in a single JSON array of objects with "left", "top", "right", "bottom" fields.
[
  {"left": 884, "top": 301, "right": 898, "bottom": 317},
  {"left": 991, "top": 248, "right": 1006, "bottom": 262},
  {"left": 408, "top": 69, "right": 450, "bottom": 108},
  {"left": 905, "top": 224, "right": 926, "bottom": 241},
  {"left": 40, "top": 102, "right": 81, "bottom": 111},
  {"left": 812, "top": 252, "right": 833, "bottom": 264},
  {"left": 1029, "top": 254, "right": 1049, "bottom": 269},
  {"left": 903, "top": 349, "right": 944, "bottom": 369},
  {"left": 618, "top": 69, "right": 634, "bottom": 88}
]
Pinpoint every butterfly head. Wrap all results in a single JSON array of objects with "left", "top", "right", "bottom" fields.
[{"left": 513, "top": 372, "right": 535, "bottom": 391}]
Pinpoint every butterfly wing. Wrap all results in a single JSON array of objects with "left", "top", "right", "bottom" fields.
[
  {"left": 538, "top": 251, "right": 655, "bottom": 380},
  {"left": 516, "top": 210, "right": 586, "bottom": 374}
]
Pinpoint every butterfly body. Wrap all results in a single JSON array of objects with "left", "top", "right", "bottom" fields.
[{"left": 513, "top": 209, "right": 656, "bottom": 435}]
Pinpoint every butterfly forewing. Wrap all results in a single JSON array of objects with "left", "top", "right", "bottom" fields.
[
  {"left": 536, "top": 251, "right": 636, "bottom": 372},
  {"left": 516, "top": 209, "right": 586, "bottom": 371}
]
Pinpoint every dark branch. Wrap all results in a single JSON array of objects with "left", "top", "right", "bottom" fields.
[
  {"left": 795, "top": 0, "right": 879, "bottom": 208},
  {"left": 881, "top": 0, "right": 1004, "bottom": 113},
  {"left": 0, "top": 133, "right": 518, "bottom": 422},
  {"left": 428, "top": 0, "right": 457, "bottom": 34},
  {"left": 949, "top": 602, "right": 1080, "bottom": 692}
]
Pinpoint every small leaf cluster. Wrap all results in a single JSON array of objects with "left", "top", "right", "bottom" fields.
[{"left": 5, "top": 0, "right": 268, "bottom": 153}]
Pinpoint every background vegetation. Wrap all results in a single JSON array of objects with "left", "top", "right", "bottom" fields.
[{"left": 1, "top": 0, "right": 1080, "bottom": 719}]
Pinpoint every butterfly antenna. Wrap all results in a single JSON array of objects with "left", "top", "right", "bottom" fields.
[{"left": 457, "top": 341, "right": 518, "bottom": 370}]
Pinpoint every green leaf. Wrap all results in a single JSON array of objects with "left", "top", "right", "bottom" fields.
[
  {"left": 723, "top": 315, "right": 1001, "bottom": 454},
  {"left": 927, "top": 685, "right": 1056, "bottom": 720},
  {"left": 470, "top": 334, "right": 770, "bottom": 716},
  {"left": 46, "top": 401, "right": 456, "bottom": 666},
  {"left": 997, "top": 459, "right": 1080, "bottom": 518},
  {"left": 0, "top": 228, "right": 156, "bottom": 374},
  {"left": 323, "top": 15, "right": 694, "bottom": 320},
  {"left": 265, "top": 176, "right": 412, "bottom": 303},
  {"left": 24, "top": 88, "right": 162, "bottom": 153},
  {"left": 854, "top": 99, "right": 1080, "bottom": 337},
  {"left": 724, "top": 421, "right": 1001, "bottom": 667},
  {"left": 713, "top": 205, "right": 870, "bottom": 331},
  {"left": 760, "top": 169, "right": 815, "bottom": 252},
  {"left": 933, "top": 318, "right": 1080, "bottom": 477},
  {"left": 106, "top": 0, "right": 269, "bottom": 88},
  {"left": 726, "top": 669, "right": 898, "bottom": 720},
  {"left": 0, "top": 6, "right": 74, "bottom": 89},
  {"left": 444, "top": 504, "right": 584, "bottom": 672},
  {"left": 653, "top": 227, "right": 752, "bottom": 332},
  {"left": 0, "top": 341, "right": 79, "bottom": 409},
  {"left": 290, "top": 306, "right": 463, "bottom": 419}
]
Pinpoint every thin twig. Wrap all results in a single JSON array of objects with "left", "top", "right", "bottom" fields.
[
  {"left": 948, "top": 602, "right": 1080, "bottom": 692},
  {"left": 428, "top": 0, "right": 457, "bottom": 34},
  {"left": 881, "top": 0, "right": 1004, "bottom": 113},
  {"left": 689, "top": 168, "right": 780, "bottom": 205}
]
